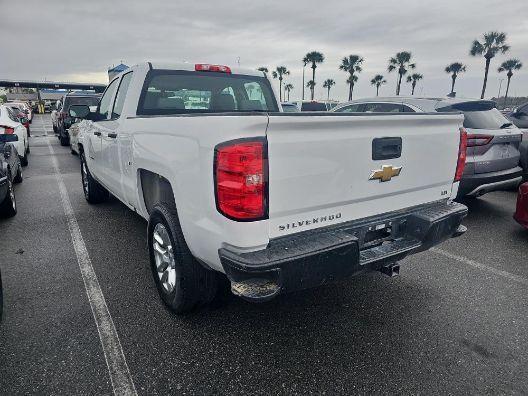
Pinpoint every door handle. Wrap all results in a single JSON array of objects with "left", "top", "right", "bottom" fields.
[
  {"left": 94, "top": 131, "right": 101, "bottom": 136},
  {"left": 107, "top": 133, "right": 118, "bottom": 139}
]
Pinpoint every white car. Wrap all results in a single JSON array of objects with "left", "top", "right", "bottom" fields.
[
  {"left": 70, "top": 62, "right": 468, "bottom": 313},
  {"left": 11, "top": 101, "right": 33, "bottom": 123},
  {"left": 0, "top": 105, "right": 29, "bottom": 166}
]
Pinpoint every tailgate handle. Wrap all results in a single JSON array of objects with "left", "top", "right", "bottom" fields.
[{"left": 372, "top": 137, "right": 402, "bottom": 160}]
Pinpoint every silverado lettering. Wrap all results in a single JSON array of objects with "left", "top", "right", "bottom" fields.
[{"left": 278, "top": 213, "right": 342, "bottom": 231}]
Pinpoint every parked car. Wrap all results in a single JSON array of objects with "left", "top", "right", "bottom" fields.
[
  {"left": 51, "top": 99, "right": 62, "bottom": 133},
  {"left": 7, "top": 101, "right": 32, "bottom": 123},
  {"left": 4, "top": 104, "right": 30, "bottom": 136},
  {"left": 505, "top": 103, "right": 528, "bottom": 180},
  {"left": 44, "top": 101, "right": 52, "bottom": 113},
  {"left": 280, "top": 102, "right": 300, "bottom": 112},
  {"left": 0, "top": 134, "right": 23, "bottom": 218},
  {"left": 68, "top": 120, "right": 81, "bottom": 155},
  {"left": 69, "top": 62, "right": 467, "bottom": 314},
  {"left": 0, "top": 105, "right": 29, "bottom": 166},
  {"left": 333, "top": 97, "right": 523, "bottom": 198},
  {"left": 56, "top": 92, "right": 101, "bottom": 146},
  {"left": 514, "top": 182, "right": 528, "bottom": 229},
  {"left": 506, "top": 103, "right": 528, "bottom": 129},
  {"left": 291, "top": 100, "right": 329, "bottom": 111}
]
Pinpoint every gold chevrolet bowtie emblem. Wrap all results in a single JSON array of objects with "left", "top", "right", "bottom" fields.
[{"left": 369, "top": 165, "right": 402, "bottom": 182}]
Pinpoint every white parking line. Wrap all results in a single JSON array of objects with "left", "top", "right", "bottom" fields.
[
  {"left": 46, "top": 137, "right": 137, "bottom": 396},
  {"left": 431, "top": 247, "right": 528, "bottom": 287}
]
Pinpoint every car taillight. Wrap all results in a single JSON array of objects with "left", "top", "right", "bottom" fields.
[
  {"left": 195, "top": 64, "right": 231, "bottom": 73},
  {"left": 214, "top": 138, "right": 268, "bottom": 221},
  {"left": 455, "top": 128, "right": 468, "bottom": 182},
  {"left": 467, "top": 133, "right": 493, "bottom": 147},
  {"left": 0, "top": 126, "right": 15, "bottom": 134}
]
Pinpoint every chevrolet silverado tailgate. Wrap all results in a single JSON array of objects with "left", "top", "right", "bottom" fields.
[{"left": 266, "top": 113, "right": 464, "bottom": 238}]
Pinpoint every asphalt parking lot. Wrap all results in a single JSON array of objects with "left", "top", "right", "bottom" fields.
[{"left": 1, "top": 114, "right": 527, "bottom": 395}]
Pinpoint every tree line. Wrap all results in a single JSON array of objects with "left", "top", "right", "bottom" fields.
[{"left": 259, "top": 31, "right": 523, "bottom": 103}]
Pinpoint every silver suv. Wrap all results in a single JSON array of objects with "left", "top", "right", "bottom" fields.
[{"left": 332, "top": 97, "right": 523, "bottom": 198}]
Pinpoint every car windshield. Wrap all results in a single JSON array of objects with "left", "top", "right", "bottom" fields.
[
  {"left": 301, "top": 102, "right": 327, "bottom": 111},
  {"left": 463, "top": 109, "right": 513, "bottom": 130},
  {"left": 64, "top": 96, "right": 100, "bottom": 110},
  {"left": 137, "top": 70, "right": 278, "bottom": 115}
]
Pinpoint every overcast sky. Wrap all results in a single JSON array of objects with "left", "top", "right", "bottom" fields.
[{"left": 1, "top": 0, "right": 527, "bottom": 101}]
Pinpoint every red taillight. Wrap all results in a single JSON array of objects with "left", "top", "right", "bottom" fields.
[
  {"left": 467, "top": 133, "right": 493, "bottom": 147},
  {"left": 214, "top": 138, "right": 267, "bottom": 221},
  {"left": 1, "top": 126, "right": 15, "bottom": 134},
  {"left": 195, "top": 64, "right": 231, "bottom": 73},
  {"left": 455, "top": 128, "right": 468, "bottom": 182}
]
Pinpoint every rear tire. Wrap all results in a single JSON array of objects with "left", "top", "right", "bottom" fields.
[
  {"left": 148, "top": 203, "right": 219, "bottom": 314},
  {"left": 60, "top": 133, "right": 69, "bottom": 147},
  {"left": 0, "top": 171, "right": 17, "bottom": 218},
  {"left": 80, "top": 152, "right": 108, "bottom": 203},
  {"left": 20, "top": 153, "right": 28, "bottom": 167},
  {"left": 13, "top": 165, "right": 23, "bottom": 184}
]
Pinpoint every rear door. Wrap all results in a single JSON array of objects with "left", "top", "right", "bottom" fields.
[
  {"left": 265, "top": 113, "right": 463, "bottom": 238},
  {"left": 100, "top": 71, "right": 134, "bottom": 200}
]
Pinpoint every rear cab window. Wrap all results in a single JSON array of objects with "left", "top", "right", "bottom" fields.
[
  {"left": 63, "top": 96, "right": 100, "bottom": 112},
  {"left": 137, "top": 70, "right": 278, "bottom": 115},
  {"left": 301, "top": 102, "right": 327, "bottom": 111}
]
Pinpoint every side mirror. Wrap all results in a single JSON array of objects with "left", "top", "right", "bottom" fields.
[
  {"left": 69, "top": 104, "right": 91, "bottom": 119},
  {"left": 0, "top": 134, "right": 19, "bottom": 143}
]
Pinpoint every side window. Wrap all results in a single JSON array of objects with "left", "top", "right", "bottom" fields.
[
  {"left": 402, "top": 105, "right": 416, "bottom": 113},
  {"left": 97, "top": 79, "right": 119, "bottom": 120},
  {"left": 336, "top": 104, "right": 362, "bottom": 112},
  {"left": 112, "top": 72, "right": 133, "bottom": 119},
  {"left": 364, "top": 103, "right": 402, "bottom": 113},
  {"left": 243, "top": 82, "right": 265, "bottom": 110}
]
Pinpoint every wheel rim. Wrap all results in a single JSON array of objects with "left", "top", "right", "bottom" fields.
[
  {"left": 152, "top": 223, "right": 177, "bottom": 293},
  {"left": 81, "top": 160, "right": 89, "bottom": 197}
]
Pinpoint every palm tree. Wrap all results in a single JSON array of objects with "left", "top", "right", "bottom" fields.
[
  {"left": 304, "top": 51, "right": 325, "bottom": 99},
  {"left": 284, "top": 83, "right": 294, "bottom": 101},
  {"left": 346, "top": 75, "right": 358, "bottom": 98},
  {"left": 339, "top": 55, "right": 363, "bottom": 100},
  {"left": 306, "top": 80, "right": 316, "bottom": 98},
  {"left": 302, "top": 57, "right": 309, "bottom": 100},
  {"left": 445, "top": 62, "right": 466, "bottom": 94},
  {"left": 272, "top": 66, "right": 290, "bottom": 102},
  {"left": 498, "top": 58, "right": 522, "bottom": 104},
  {"left": 406, "top": 73, "right": 423, "bottom": 95},
  {"left": 370, "top": 74, "right": 387, "bottom": 96},
  {"left": 387, "top": 51, "right": 416, "bottom": 95},
  {"left": 322, "top": 79, "right": 335, "bottom": 100},
  {"left": 470, "top": 31, "right": 510, "bottom": 99},
  {"left": 257, "top": 66, "right": 269, "bottom": 74}
]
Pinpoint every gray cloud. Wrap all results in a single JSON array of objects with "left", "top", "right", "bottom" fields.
[{"left": 1, "top": 0, "right": 527, "bottom": 101}]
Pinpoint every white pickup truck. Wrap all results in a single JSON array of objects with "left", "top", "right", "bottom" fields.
[{"left": 69, "top": 62, "right": 468, "bottom": 313}]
